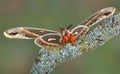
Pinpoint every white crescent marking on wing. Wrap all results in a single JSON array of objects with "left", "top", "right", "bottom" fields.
[{"left": 48, "top": 38, "right": 56, "bottom": 41}]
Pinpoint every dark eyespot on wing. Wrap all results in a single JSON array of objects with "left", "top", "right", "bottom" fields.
[
  {"left": 100, "top": 7, "right": 116, "bottom": 16},
  {"left": 7, "top": 31, "right": 18, "bottom": 35}
]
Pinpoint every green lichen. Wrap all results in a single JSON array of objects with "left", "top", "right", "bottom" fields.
[
  {"left": 43, "top": 45, "right": 63, "bottom": 50},
  {"left": 77, "top": 36, "right": 88, "bottom": 53}
]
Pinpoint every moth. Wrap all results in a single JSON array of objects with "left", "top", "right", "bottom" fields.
[{"left": 3, "top": 7, "right": 116, "bottom": 47}]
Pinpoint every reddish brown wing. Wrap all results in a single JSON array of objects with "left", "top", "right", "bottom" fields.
[
  {"left": 34, "top": 33, "right": 61, "bottom": 47},
  {"left": 71, "top": 25, "right": 89, "bottom": 39},
  {"left": 4, "top": 27, "right": 59, "bottom": 39}
]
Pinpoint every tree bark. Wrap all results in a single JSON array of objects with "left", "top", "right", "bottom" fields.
[{"left": 31, "top": 13, "right": 120, "bottom": 74}]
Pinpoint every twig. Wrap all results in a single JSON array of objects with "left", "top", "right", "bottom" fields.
[{"left": 31, "top": 13, "right": 120, "bottom": 74}]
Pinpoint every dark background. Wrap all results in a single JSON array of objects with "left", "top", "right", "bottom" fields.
[{"left": 0, "top": 0, "right": 120, "bottom": 74}]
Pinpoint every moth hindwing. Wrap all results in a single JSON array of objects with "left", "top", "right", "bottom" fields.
[
  {"left": 71, "top": 25, "right": 89, "bottom": 39},
  {"left": 34, "top": 33, "right": 61, "bottom": 47}
]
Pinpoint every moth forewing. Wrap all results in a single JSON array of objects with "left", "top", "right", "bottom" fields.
[
  {"left": 89, "top": 7, "right": 116, "bottom": 27},
  {"left": 4, "top": 31, "right": 33, "bottom": 39},
  {"left": 4, "top": 27, "right": 59, "bottom": 39},
  {"left": 3, "top": 27, "right": 34, "bottom": 39},
  {"left": 77, "top": 7, "right": 116, "bottom": 27},
  {"left": 34, "top": 33, "right": 61, "bottom": 47},
  {"left": 73, "top": 7, "right": 116, "bottom": 39}
]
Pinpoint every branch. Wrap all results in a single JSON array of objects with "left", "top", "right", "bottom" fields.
[{"left": 31, "top": 13, "right": 120, "bottom": 74}]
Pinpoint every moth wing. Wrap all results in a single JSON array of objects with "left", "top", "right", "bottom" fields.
[
  {"left": 4, "top": 27, "right": 59, "bottom": 39},
  {"left": 34, "top": 33, "right": 61, "bottom": 47},
  {"left": 77, "top": 7, "right": 116, "bottom": 27},
  {"left": 71, "top": 25, "right": 89, "bottom": 39}
]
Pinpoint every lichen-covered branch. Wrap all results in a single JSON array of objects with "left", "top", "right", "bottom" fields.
[{"left": 31, "top": 13, "right": 120, "bottom": 74}]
